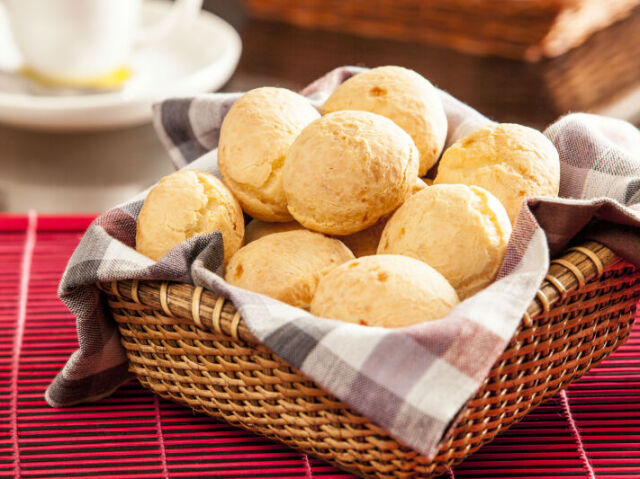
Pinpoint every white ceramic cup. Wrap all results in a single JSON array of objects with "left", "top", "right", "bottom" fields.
[{"left": 3, "top": 0, "right": 202, "bottom": 82}]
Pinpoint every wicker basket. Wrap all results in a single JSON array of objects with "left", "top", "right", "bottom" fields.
[
  {"left": 242, "top": 0, "right": 640, "bottom": 61},
  {"left": 99, "top": 240, "right": 640, "bottom": 478}
]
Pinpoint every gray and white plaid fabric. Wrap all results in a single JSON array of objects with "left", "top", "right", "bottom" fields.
[{"left": 46, "top": 67, "right": 640, "bottom": 458}]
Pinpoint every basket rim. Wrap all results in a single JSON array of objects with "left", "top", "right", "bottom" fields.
[{"left": 100, "top": 239, "right": 622, "bottom": 341}]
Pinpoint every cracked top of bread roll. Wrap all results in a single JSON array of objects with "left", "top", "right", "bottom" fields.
[
  {"left": 378, "top": 184, "right": 512, "bottom": 299},
  {"left": 434, "top": 123, "right": 560, "bottom": 223},
  {"left": 310, "top": 255, "right": 459, "bottom": 328},
  {"left": 322, "top": 66, "right": 447, "bottom": 176},
  {"left": 136, "top": 170, "right": 244, "bottom": 263},
  {"left": 225, "top": 229, "right": 354, "bottom": 309},
  {"left": 218, "top": 87, "right": 320, "bottom": 222},
  {"left": 283, "top": 110, "right": 419, "bottom": 235}
]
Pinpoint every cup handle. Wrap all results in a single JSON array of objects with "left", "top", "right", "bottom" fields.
[{"left": 135, "top": 0, "right": 203, "bottom": 48}]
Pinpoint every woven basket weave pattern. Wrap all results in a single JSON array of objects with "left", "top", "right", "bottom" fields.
[
  {"left": 243, "top": 0, "right": 640, "bottom": 60},
  {"left": 101, "top": 241, "right": 640, "bottom": 478}
]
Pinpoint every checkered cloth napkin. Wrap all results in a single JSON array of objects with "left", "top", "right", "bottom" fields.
[{"left": 46, "top": 67, "right": 640, "bottom": 458}]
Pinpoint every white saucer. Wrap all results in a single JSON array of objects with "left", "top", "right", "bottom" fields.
[{"left": 0, "top": 0, "right": 241, "bottom": 131}]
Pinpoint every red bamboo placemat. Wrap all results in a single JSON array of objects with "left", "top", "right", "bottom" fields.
[{"left": 1, "top": 212, "right": 639, "bottom": 478}]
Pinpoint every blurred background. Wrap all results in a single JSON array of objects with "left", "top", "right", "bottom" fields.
[{"left": 1, "top": 0, "right": 639, "bottom": 213}]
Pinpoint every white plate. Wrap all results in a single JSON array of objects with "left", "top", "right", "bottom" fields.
[{"left": 0, "top": 0, "right": 241, "bottom": 131}]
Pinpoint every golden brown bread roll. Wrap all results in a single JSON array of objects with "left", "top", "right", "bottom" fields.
[
  {"left": 322, "top": 66, "right": 447, "bottom": 176},
  {"left": 225, "top": 230, "right": 354, "bottom": 308},
  {"left": 136, "top": 170, "right": 244, "bottom": 263},
  {"left": 283, "top": 110, "right": 419, "bottom": 235},
  {"left": 218, "top": 87, "right": 320, "bottom": 222},
  {"left": 378, "top": 184, "right": 512, "bottom": 299},
  {"left": 434, "top": 123, "right": 560, "bottom": 223},
  {"left": 310, "top": 255, "right": 459, "bottom": 328}
]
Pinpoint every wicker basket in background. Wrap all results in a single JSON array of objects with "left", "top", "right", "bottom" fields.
[
  {"left": 99, "top": 239, "right": 640, "bottom": 478},
  {"left": 242, "top": 0, "right": 640, "bottom": 61}
]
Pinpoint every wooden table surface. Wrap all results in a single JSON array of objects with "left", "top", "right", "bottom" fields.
[{"left": 0, "top": 0, "right": 638, "bottom": 213}]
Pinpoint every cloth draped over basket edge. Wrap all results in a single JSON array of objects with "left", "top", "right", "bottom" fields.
[{"left": 45, "top": 66, "right": 640, "bottom": 459}]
